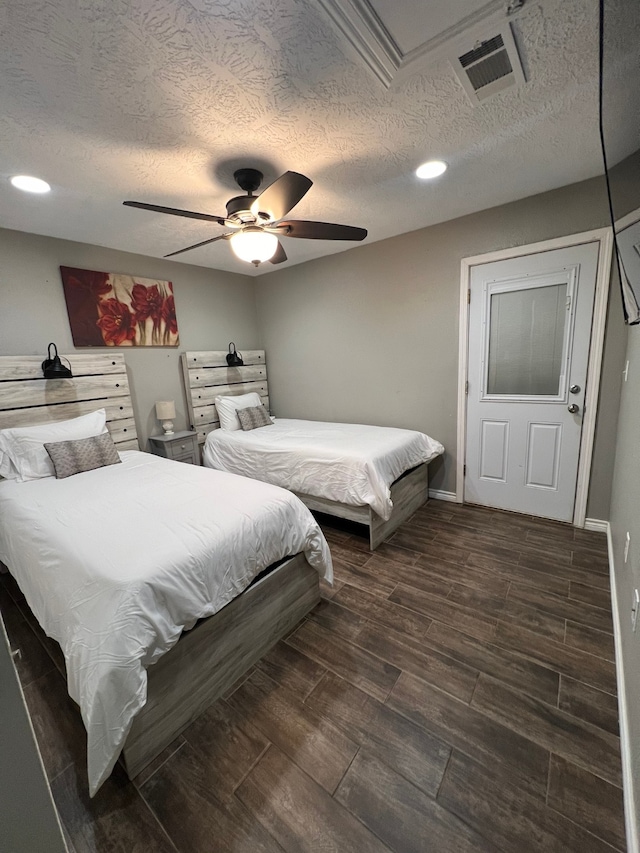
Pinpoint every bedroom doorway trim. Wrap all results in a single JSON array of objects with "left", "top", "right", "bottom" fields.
[{"left": 456, "top": 226, "right": 613, "bottom": 527}]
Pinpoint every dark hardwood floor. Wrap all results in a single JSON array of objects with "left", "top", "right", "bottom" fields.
[{"left": 1, "top": 500, "right": 625, "bottom": 852}]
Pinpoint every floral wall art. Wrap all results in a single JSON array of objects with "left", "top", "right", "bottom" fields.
[{"left": 60, "top": 267, "right": 179, "bottom": 347}]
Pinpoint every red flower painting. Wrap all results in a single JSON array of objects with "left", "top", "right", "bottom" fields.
[
  {"left": 60, "top": 267, "right": 179, "bottom": 347},
  {"left": 96, "top": 299, "right": 137, "bottom": 346}
]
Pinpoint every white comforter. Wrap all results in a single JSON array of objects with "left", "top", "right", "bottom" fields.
[
  {"left": 0, "top": 451, "right": 331, "bottom": 795},
  {"left": 203, "top": 419, "right": 444, "bottom": 520}
]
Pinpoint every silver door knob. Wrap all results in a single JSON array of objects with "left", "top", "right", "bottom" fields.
[
  {"left": 570, "top": 384, "right": 581, "bottom": 394},
  {"left": 568, "top": 403, "right": 579, "bottom": 414}
]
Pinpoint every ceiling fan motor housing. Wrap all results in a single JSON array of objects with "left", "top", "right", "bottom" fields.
[{"left": 226, "top": 195, "right": 255, "bottom": 220}]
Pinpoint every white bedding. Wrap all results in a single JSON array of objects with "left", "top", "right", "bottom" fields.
[
  {"left": 203, "top": 419, "right": 444, "bottom": 520},
  {"left": 0, "top": 451, "right": 331, "bottom": 795}
]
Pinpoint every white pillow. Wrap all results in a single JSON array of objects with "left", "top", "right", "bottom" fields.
[
  {"left": 0, "top": 409, "right": 108, "bottom": 482},
  {"left": 215, "top": 393, "right": 263, "bottom": 431}
]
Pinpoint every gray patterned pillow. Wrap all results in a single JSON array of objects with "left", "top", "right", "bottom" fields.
[
  {"left": 44, "top": 432, "right": 121, "bottom": 479},
  {"left": 236, "top": 404, "right": 273, "bottom": 431}
]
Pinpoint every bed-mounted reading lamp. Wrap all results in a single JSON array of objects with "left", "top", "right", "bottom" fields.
[
  {"left": 155, "top": 400, "right": 176, "bottom": 435},
  {"left": 226, "top": 342, "right": 244, "bottom": 367},
  {"left": 42, "top": 343, "right": 73, "bottom": 379}
]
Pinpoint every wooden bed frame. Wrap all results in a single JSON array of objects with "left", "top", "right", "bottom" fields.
[
  {"left": 181, "top": 349, "right": 430, "bottom": 549},
  {"left": 0, "top": 352, "right": 320, "bottom": 780}
]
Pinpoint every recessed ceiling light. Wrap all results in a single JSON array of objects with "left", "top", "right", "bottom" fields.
[
  {"left": 10, "top": 175, "right": 51, "bottom": 194},
  {"left": 416, "top": 160, "right": 447, "bottom": 180}
]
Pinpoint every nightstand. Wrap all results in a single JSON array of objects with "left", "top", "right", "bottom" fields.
[{"left": 148, "top": 431, "right": 200, "bottom": 465}]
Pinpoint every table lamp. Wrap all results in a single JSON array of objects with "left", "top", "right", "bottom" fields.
[{"left": 155, "top": 401, "right": 176, "bottom": 435}]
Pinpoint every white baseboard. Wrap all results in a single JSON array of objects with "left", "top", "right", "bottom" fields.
[
  {"left": 428, "top": 489, "right": 458, "bottom": 503},
  {"left": 584, "top": 517, "right": 609, "bottom": 532},
  {"left": 607, "top": 521, "right": 638, "bottom": 853}
]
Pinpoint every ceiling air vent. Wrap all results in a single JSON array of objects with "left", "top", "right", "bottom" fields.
[{"left": 451, "top": 24, "right": 525, "bottom": 104}]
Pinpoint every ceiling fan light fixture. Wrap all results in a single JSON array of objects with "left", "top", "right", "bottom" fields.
[
  {"left": 230, "top": 228, "right": 278, "bottom": 266},
  {"left": 416, "top": 160, "right": 447, "bottom": 179}
]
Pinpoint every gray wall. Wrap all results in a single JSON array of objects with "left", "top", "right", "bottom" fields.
[
  {"left": 609, "top": 310, "right": 640, "bottom": 847},
  {"left": 256, "top": 173, "right": 626, "bottom": 518},
  {"left": 0, "top": 228, "right": 256, "bottom": 447},
  {"left": 607, "top": 151, "right": 640, "bottom": 844}
]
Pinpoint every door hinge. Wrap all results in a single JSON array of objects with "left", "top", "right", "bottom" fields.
[
  {"left": 463, "top": 464, "right": 467, "bottom": 476},
  {"left": 467, "top": 288, "right": 471, "bottom": 304},
  {"left": 465, "top": 380, "right": 469, "bottom": 395}
]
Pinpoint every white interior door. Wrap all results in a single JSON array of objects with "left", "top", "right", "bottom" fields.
[{"left": 465, "top": 242, "right": 599, "bottom": 522}]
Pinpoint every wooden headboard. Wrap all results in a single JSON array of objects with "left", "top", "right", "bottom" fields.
[
  {"left": 181, "top": 350, "right": 268, "bottom": 444},
  {"left": 0, "top": 353, "right": 139, "bottom": 450}
]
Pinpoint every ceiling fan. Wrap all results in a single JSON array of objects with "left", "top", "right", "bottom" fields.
[{"left": 123, "top": 168, "right": 367, "bottom": 266}]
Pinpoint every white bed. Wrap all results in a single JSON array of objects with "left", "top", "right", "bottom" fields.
[
  {"left": 203, "top": 417, "right": 444, "bottom": 520},
  {"left": 182, "top": 350, "right": 445, "bottom": 548},
  {"left": 0, "top": 450, "right": 331, "bottom": 795}
]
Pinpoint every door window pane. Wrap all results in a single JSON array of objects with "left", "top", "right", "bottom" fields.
[{"left": 487, "top": 283, "right": 568, "bottom": 395}]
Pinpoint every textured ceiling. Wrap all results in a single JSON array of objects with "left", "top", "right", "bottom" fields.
[{"left": 0, "top": 0, "right": 636, "bottom": 276}]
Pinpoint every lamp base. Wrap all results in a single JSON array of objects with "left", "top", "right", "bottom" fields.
[{"left": 162, "top": 421, "right": 174, "bottom": 435}]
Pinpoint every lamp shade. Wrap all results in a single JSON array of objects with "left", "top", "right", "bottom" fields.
[
  {"left": 230, "top": 228, "right": 278, "bottom": 265},
  {"left": 42, "top": 343, "right": 73, "bottom": 379},
  {"left": 155, "top": 401, "right": 176, "bottom": 420}
]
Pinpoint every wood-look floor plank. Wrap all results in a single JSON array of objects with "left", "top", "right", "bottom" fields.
[
  {"left": 403, "top": 538, "right": 473, "bottom": 566},
  {"left": 285, "top": 619, "right": 400, "bottom": 702},
  {"left": 464, "top": 552, "right": 570, "bottom": 596},
  {"left": 354, "top": 622, "right": 479, "bottom": 703},
  {"left": 54, "top": 762, "right": 179, "bottom": 853},
  {"left": 516, "top": 541, "right": 574, "bottom": 566},
  {"left": 389, "top": 523, "right": 437, "bottom": 548},
  {"left": 424, "top": 620, "right": 560, "bottom": 705},
  {"left": 179, "top": 698, "right": 270, "bottom": 802},
  {"left": 365, "top": 554, "right": 454, "bottom": 599},
  {"left": 306, "top": 596, "right": 368, "bottom": 641},
  {"left": 572, "top": 549, "right": 610, "bottom": 574},
  {"left": 471, "top": 675, "right": 622, "bottom": 788},
  {"left": 140, "top": 743, "right": 282, "bottom": 853},
  {"left": 548, "top": 754, "right": 626, "bottom": 851},
  {"left": 415, "top": 554, "right": 510, "bottom": 597},
  {"left": 254, "top": 640, "right": 326, "bottom": 700},
  {"left": 387, "top": 671, "right": 550, "bottom": 798},
  {"left": 565, "top": 620, "right": 616, "bottom": 662},
  {"left": 133, "top": 737, "right": 187, "bottom": 788},
  {"left": 336, "top": 750, "right": 497, "bottom": 853},
  {"left": 305, "top": 671, "right": 451, "bottom": 796},
  {"left": 363, "top": 541, "right": 421, "bottom": 566},
  {"left": 235, "top": 745, "right": 391, "bottom": 852},
  {"left": 333, "top": 583, "right": 432, "bottom": 639},
  {"left": 494, "top": 622, "right": 618, "bottom": 695},
  {"left": 446, "top": 583, "right": 567, "bottom": 641},
  {"left": 332, "top": 558, "right": 398, "bottom": 598},
  {"left": 508, "top": 582, "right": 614, "bottom": 633},
  {"left": 573, "top": 529, "right": 609, "bottom": 553},
  {"left": 389, "top": 582, "right": 497, "bottom": 642},
  {"left": 22, "top": 669, "right": 87, "bottom": 782},
  {"left": 437, "top": 750, "right": 618, "bottom": 853},
  {"left": 515, "top": 552, "right": 610, "bottom": 591},
  {"left": 226, "top": 669, "right": 358, "bottom": 794},
  {"left": 570, "top": 581, "right": 613, "bottom": 611},
  {"left": 558, "top": 676, "right": 620, "bottom": 737},
  {"left": 432, "top": 529, "right": 522, "bottom": 565},
  {"left": 325, "top": 543, "right": 370, "bottom": 567}
]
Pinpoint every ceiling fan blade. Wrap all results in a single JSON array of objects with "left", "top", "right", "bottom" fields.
[
  {"left": 269, "top": 240, "right": 288, "bottom": 265},
  {"left": 163, "top": 234, "right": 230, "bottom": 258},
  {"left": 123, "top": 201, "right": 226, "bottom": 224},
  {"left": 276, "top": 220, "right": 367, "bottom": 241},
  {"left": 250, "top": 171, "right": 312, "bottom": 221}
]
